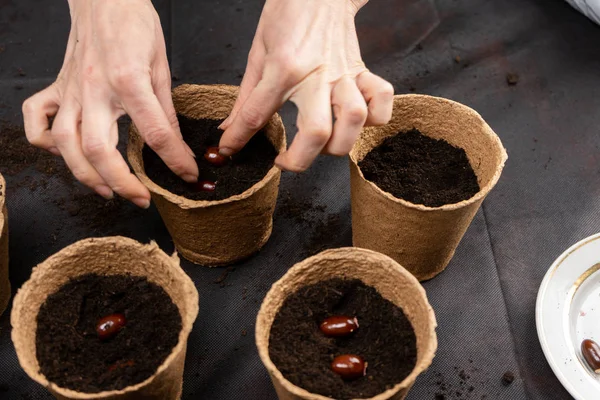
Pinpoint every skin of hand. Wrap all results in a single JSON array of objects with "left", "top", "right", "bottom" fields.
[
  {"left": 219, "top": 0, "right": 394, "bottom": 172},
  {"left": 22, "top": 0, "right": 198, "bottom": 209}
]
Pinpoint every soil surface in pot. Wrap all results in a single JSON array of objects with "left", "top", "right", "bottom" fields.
[
  {"left": 269, "top": 278, "right": 417, "bottom": 399},
  {"left": 143, "top": 116, "right": 278, "bottom": 201},
  {"left": 36, "top": 274, "right": 182, "bottom": 393},
  {"left": 358, "top": 128, "right": 480, "bottom": 207}
]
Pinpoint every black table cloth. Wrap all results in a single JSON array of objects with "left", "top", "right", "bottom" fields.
[{"left": 1, "top": 0, "right": 597, "bottom": 399}]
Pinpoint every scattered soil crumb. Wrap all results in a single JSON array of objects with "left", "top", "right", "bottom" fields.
[
  {"left": 214, "top": 267, "right": 235, "bottom": 286},
  {"left": 502, "top": 371, "right": 514, "bottom": 385},
  {"left": 506, "top": 73, "right": 519, "bottom": 86}
]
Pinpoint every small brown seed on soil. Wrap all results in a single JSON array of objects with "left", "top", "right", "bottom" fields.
[
  {"left": 331, "top": 354, "right": 367, "bottom": 380},
  {"left": 319, "top": 316, "right": 359, "bottom": 337},
  {"left": 582, "top": 339, "right": 600, "bottom": 373},
  {"left": 204, "top": 146, "right": 229, "bottom": 166},
  {"left": 96, "top": 314, "right": 126, "bottom": 341}
]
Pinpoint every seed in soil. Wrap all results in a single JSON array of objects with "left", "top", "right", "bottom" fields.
[
  {"left": 36, "top": 274, "right": 182, "bottom": 393},
  {"left": 581, "top": 339, "right": 600, "bottom": 373},
  {"left": 143, "top": 116, "right": 277, "bottom": 201},
  {"left": 331, "top": 354, "right": 367, "bottom": 380},
  {"left": 269, "top": 278, "right": 416, "bottom": 399},
  {"left": 320, "top": 316, "right": 359, "bottom": 337},
  {"left": 204, "top": 146, "right": 229, "bottom": 166},
  {"left": 194, "top": 180, "right": 216, "bottom": 192},
  {"left": 96, "top": 314, "right": 126, "bottom": 341}
]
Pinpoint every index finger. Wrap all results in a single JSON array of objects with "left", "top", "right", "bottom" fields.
[
  {"left": 80, "top": 100, "right": 151, "bottom": 208},
  {"left": 120, "top": 78, "right": 198, "bottom": 182}
]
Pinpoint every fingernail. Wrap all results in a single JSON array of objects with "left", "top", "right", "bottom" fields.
[
  {"left": 95, "top": 185, "right": 114, "bottom": 200},
  {"left": 48, "top": 147, "right": 60, "bottom": 156},
  {"left": 181, "top": 174, "right": 198, "bottom": 183},
  {"left": 219, "top": 147, "right": 235, "bottom": 157},
  {"left": 218, "top": 118, "right": 230, "bottom": 130},
  {"left": 133, "top": 197, "right": 151, "bottom": 209}
]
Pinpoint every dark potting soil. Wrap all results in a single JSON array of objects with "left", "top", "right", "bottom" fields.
[
  {"left": 269, "top": 278, "right": 417, "bottom": 399},
  {"left": 36, "top": 274, "right": 182, "bottom": 393},
  {"left": 358, "top": 128, "right": 480, "bottom": 207},
  {"left": 142, "top": 115, "right": 277, "bottom": 201},
  {"left": 0, "top": 119, "right": 146, "bottom": 236}
]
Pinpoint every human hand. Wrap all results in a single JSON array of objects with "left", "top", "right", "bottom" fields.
[
  {"left": 219, "top": 0, "right": 394, "bottom": 172},
  {"left": 22, "top": 0, "right": 198, "bottom": 208}
]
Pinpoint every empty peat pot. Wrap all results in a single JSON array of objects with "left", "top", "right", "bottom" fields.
[
  {"left": 350, "top": 94, "right": 507, "bottom": 281},
  {"left": 0, "top": 173, "right": 9, "bottom": 316},
  {"left": 127, "top": 84, "right": 286, "bottom": 266},
  {"left": 11, "top": 236, "right": 199, "bottom": 400},
  {"left": 256, "top": 247, "right": 437, "bottom": 400}
]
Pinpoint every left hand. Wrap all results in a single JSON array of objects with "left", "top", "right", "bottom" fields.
[{"left": 218, "top": 0, "right": 394, "bottom": 172}]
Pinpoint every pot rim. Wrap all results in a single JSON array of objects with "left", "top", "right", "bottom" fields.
[
  {"left": 10, "top": 236, "right": 199, "bottom": 399},
  {"left": 349, "top": 93, "right": 507, "bottom": 212},
  {"left": 127, "top": 84, "right": 286, "bottom": 210},
  {"left": 256, "top": 247, "right": 438, "bottom": 400}
]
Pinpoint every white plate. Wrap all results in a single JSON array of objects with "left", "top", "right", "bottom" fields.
[{"left": 537, "top": 233, "right": 600, "bottom": 400}]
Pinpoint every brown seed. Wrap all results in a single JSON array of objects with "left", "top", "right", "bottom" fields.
[
  {"left": 331, "top": 354, "right": 367, "bottom": 380},
  {"left": 194, "top": 180, "right": 216, "bottom": 192},
  {"left": 320, "top": 316, "right": 359, "bottom": 337},
  {"left": 96, "top": 313, "right": 126, "bottom": 341},
  {"left": 581, "top": 339, "right": 600, "bottom": 373},
  {"left": 204, "top": 146, "right": 229, "bottom": 166}
]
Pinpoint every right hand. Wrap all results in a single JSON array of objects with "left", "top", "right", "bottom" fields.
[{"left": 22, "top": 0, "right": 198, "bottom": 209}]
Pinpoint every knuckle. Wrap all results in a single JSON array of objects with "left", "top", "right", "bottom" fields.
[
  {"left": 377, "top": 81, "right": 395, "bottom": 98},
  {"left": 144, "top": 128, "right": 170, "bottom": 151},
  {"left": 345, "top": 104, "right": 368, "bottom": 125},
  {"left": 275, "top": 53, "right": 304, "bottom": 84},
  {"left": 82, "top": 139, "right": 108, "bottom": 159},
  {"left": 109, "top": 65, "right": 146, "bottom": 93},
  {"left": 307, "top": 127, "right": 331, "bottom": 145},
  {"left": 240, "top": 105, "right": 265, "bottom": 131},
  {"left": 22, "top": 97, "right": 37, "bottom": 115}
]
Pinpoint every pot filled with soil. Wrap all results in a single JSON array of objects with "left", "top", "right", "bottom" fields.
[
  {"left": 11, "top": 236, "right": 199, "bottom": 399},
  {"left": 127, "top": 84, "right": 286, "bottom": 266},
  {"left": 0, "top": 172, "right": 9, "bottom": 316},
  {"left": 350, "top": 94, "right": 507, "bottom": 281},
  {"left": 256, "top": 247, "right": 437, "bottom": 400}
]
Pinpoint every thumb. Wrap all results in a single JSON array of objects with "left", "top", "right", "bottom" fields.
[{"left": 219, "top": 44, "right": 265, "bottom": 131}]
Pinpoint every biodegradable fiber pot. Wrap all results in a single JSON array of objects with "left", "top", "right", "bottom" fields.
[
  {"left": 0, "top": 173, "right": 9, "bottom": 316},
  {"left": 350, "top": 94, "right": 507, "bottom": 281},
  {"left": 127, "top": 84, "right": 286, "bottom": 266},
  {"left": 256, "top": 247, "right": 437, "bottom": 400},
  {"left": 11, "top": 236, "right": 199, "bottom": 400}
]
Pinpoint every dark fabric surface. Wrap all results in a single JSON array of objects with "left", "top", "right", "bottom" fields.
[{"left": 1, "top": 0, "right": 596, "bottom": 398}]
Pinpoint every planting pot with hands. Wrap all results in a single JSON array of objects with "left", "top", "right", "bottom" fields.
[
  {"left": 23, "top": 0, "right": 393, "bottom": 207},
  {"left": 219, "top": 0, "right": 394, "bottom": 172},
  {"left": 22, "top": 0, "right": 198, "bottom": 209}
]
